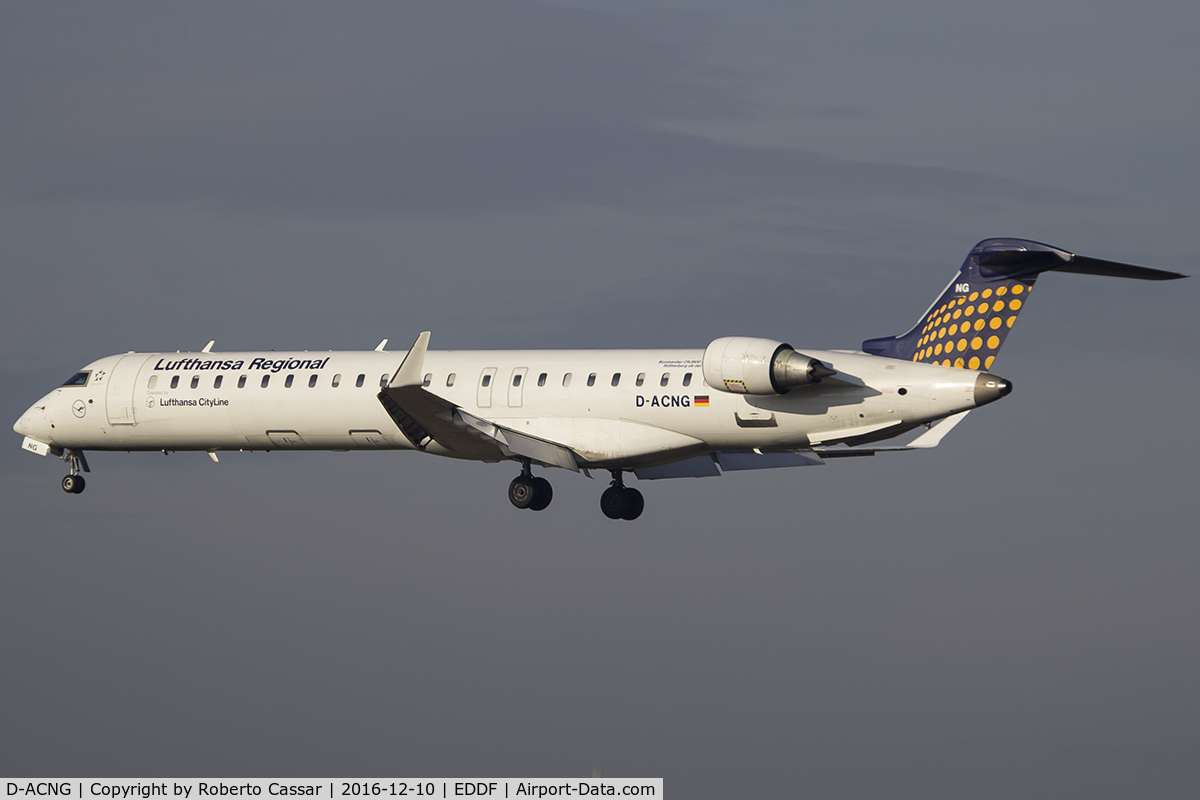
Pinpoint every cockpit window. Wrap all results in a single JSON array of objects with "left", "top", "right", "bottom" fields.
[{"left": 62, "top": 371, "right": 90, "bottom": 387}]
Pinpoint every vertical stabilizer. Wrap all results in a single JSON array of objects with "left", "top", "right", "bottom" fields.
[{"left": 861, "top": 238, "right": 1184, "bottom": 369}]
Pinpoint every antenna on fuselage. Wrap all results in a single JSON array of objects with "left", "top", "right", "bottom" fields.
[
  {"left": 375, "top": 339, "right": 388, "bottom": 351},
  {"left": 202, "top": 340, "right": 215, "bottom": 353}
]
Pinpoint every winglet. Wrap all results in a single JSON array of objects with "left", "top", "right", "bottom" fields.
[{"left": 389, "top": 332, "right": 431, "bottom": 388}]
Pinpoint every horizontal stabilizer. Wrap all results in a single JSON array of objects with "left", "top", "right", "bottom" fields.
[
  {"left": 816, "top": 410, "right": 969, "bottom": 458},
  {"left": 906, "top": 410, "right": 969, "bottom": 448},
  {"left": 1052, "top": 255, "right": 1186, "bottom": 281}
]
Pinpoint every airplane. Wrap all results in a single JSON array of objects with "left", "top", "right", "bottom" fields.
[{"left": 13, "top": 238, "right": 1185, "bottom": 520}]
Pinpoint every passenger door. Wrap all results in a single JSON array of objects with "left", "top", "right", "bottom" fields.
[{"left": 105, "top": 354, "right": 144, "bottom": 425}]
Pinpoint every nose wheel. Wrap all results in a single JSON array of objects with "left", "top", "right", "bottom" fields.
[
  {"left": 508, "top": 460, "right": 553, "bottom": 511},
  {"left": 600, "top": 472, "right": 644, "bottom": 520},
  {"left": 59, "top": 448, "right": 89, "bottom": 494}
]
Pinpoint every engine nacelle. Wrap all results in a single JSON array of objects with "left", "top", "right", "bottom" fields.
[{"left": 702, "top": 336, "right": 835, "bottom": 395}]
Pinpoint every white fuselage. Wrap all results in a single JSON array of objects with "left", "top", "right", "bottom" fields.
[{"left": 15, "top": 348, "right": 984, "bottom": 467}]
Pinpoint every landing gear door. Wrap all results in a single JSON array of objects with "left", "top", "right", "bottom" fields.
[{"left": 106, "top": 355, "right": 145, "bottom": 425}]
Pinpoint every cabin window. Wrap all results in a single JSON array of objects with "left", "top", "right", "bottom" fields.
[
  {"left": 587, "top": 373, "right": 596, "bottom": 387},
  {"left": 611, "top": 373, "right": 620, "bottom": 387},
  {"left": 285, "top": 374, "right": 294, "bottom": 388},
  {"left": 512, "top": 373, "right": 522, "bottom": 387},
  {"left": 214, "top": 375, "right": 223, "bottom": 389},
  {"left": 636, "top": 373, "right": 645, "bottom": 387},
  {"left": 189, "top": 376, "right": 199, "bottom": 389},
  {"left": 683, "top": 372, "right": 693, "bottom": 387},
  {"left": 481, "top": 374, "right": 491, "bottom": 387},
  {"left": 356, "top": 374, "right": 365, "bottom": 388},
  {"left": 537, "top": 373, "right": 547, "bottom": 387},
  {"left": 308, "top": 374, "right": 318, "bottom": 388},
  {"left": 261, "top": 375, "right": 270, "bottom": 388},
  {"left": 238, "top": 375, "right": 247, "bottom": 388},
  {"left": 660, "top": 373, "right": 669, "bottom": 387},
  {"left": 332, "top": 373, "right": 341, "bottom": 388},
  {"left": 170, "top": 376, "right": 180, "bottom": 389},
  {"left": 61, "top": 371, "right": 90, "bottom": 387},
  {"left": 562, "top": 373, "right": 572, "bottom": 387},
  {"left": 446, "top": 373, "right": 456, "bottom": 387},
  {"left": 147, "top": 375, "right": 157, "bottom": 389},
  {"left": 380, "top": 374, "right": 389, "bottom": 388},
  {"left": 419, "top": 373, "right": 430, "bottom": 388}
]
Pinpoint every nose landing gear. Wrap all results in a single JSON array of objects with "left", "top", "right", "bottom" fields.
[
  {"left": 59, "top": 449, "right": 89, "bottom": 494},
  {"left": 600, "top": 471, "right": 643, "bottom": 521},
  {"left": 508, "top": 459, "right": 553, "bottom": 511}
]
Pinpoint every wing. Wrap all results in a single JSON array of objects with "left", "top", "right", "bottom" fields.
[{"left": 377, "top": 332, "right": 581, "bottom": 471}]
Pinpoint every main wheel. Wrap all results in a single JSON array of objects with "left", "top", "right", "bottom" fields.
[
  {"left": 508, "top": 476, "right": 536, "bottom": 509},
  {"left": 600, "top": 486, "right": 629, "bottom": 519},
  {"left": 621, "top": 487, "right": 644, "bottom": 520},
  {"left": 529, "top": 477, "right": 553, "bottom": 511},
  {"left": 62, "top": 474, "right": 85, "bottom": 494}
]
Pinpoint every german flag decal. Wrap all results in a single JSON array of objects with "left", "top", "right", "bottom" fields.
[{"left": 694, "top": 396, "right": 710, "bottom": 407}]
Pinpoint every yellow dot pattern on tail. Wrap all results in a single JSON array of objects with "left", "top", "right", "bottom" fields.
[{"left": 910, "top": 278, "right": 1034, "bottom": 367}]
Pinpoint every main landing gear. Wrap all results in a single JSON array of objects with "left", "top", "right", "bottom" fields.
[
  {"left": 600, "top": 471, "right": 643, "bottom": 521},
  {"left": 60, "top": 449, "right": 89, "bottom": 494},
  {"left": 508, "top": 460, "right": 553, "bottom": 511},
  {"left": 507, "top": 463, "right": 645, "bottom": 520}
]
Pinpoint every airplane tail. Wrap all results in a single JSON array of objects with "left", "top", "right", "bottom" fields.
[{"left": 862, "top": 238, "right": 1185, "bottom": 369}]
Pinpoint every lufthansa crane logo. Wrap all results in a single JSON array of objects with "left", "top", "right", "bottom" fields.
[{"left": 72, "top": 399, "right": 86, "bottom": 418}]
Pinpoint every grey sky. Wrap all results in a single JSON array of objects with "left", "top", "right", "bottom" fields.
[{"left": 2, "top": 2, "right": 1198, "bottom": 797}]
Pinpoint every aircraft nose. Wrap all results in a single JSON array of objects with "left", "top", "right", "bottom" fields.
[
  {"left": 14, "top": 402, "right": 51, "bottom": 439},
  {"left": 974, "top": 372, "right": 1013, "bottom": 407}
]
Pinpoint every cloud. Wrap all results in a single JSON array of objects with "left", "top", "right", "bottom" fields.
[{"left": 0, "top": 1, "right": 1074, "bottom": 216}]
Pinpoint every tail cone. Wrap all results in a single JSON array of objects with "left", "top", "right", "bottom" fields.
[{"left": 974, "top": 373, "right": 1012, "bottom": 407}]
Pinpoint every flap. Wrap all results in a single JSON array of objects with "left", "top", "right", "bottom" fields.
[
  {"left": 634, "top": 454, "right": 721, "bottom": 480},
  {"left": 716, "top": 449, "right": 824, "bottom": 470},
  {"left": 633, "top": 448, "right": 824, "bottom": 480}
]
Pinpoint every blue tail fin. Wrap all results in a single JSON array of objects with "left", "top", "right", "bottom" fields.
[{"left": 862, "top": 238, "right": 1185, "bottom": 369}]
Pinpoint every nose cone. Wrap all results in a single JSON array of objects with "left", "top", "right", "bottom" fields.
[
  {"left": 974, "top": 372, "right": 1013, "bottom": 407},
  {"left": 15, "top": 401, "right": 51, "bottom": 440}
]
